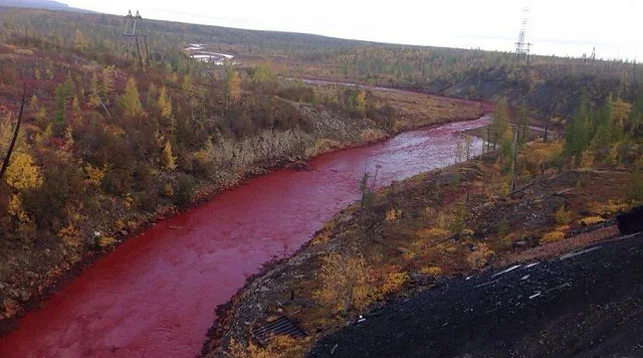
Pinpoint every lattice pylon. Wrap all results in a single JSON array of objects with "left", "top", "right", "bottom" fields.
[{"left": 123, "top": 10, "right": 150, "bottom": 68}]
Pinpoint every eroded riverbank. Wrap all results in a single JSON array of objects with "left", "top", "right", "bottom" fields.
[
  {"left": 0, "top": 82, "right": 481, "bottom": 336},
  {"left": 0, "top": 116, "right": 489, "bottom": 357}
]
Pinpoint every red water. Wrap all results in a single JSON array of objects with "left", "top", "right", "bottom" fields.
[{"left": 0, "top": 116, "right": 489, "bottom": 358}]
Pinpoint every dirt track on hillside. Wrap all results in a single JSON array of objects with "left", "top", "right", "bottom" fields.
[{"left": 311, "top": 234, "right": 643, "bottom": 358}]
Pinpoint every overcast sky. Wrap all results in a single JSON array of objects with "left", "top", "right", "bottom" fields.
[{"left": 67, "top": 0, "right": 641, "bottom": 60}]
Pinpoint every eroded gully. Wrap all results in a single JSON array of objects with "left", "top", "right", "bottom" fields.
[{"left": 0, "top": 116, "right": 489, "bottom": 357}]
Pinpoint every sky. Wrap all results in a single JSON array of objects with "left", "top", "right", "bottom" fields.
[{"left": 66, "top": 0, "right": 641, "bottom": 60}]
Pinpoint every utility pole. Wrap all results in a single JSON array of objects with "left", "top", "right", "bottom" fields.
[{"left": 123, "top": 10, "right": 150, "bottom": 68}]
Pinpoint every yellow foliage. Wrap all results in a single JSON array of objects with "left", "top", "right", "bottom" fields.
[
  {"left": 84, "top": 163, "right": 105, "bottom": 188},
  {"left": 579, "top": 216, "right": 605, "bottom": 226},
  {"left": 556, "top": 225, "right": 570, "bottom": 232},
  {"left": 58, "top": 224, "right": 82, "bottom": 248},
  {"left": 227, "top": 336, "right": 306, "bottom": 358},
  {"left": 181, "top": 75, "right": 194, "bottom": 96},
  {"left": 420, "top": 266, "right": 444, "bottom": 277},
  {"left": 460, "top": 228, "right": 475, "bottom": 237},
  {"left": 226, "top": 70, "right": 241, "bottom": 104},
  {"left": 416, "top": 227, "right": 449, "bottom": 240},
  {"left": 315, "top": 253, "right": 372, "bottom": 313},
  {"left": 122, "top": 77, "right": 143, "bottom": 117},
  {"left": 581, "top": 150, "right": 595, "bottom": 168},
  {"left": 161, "top": 141, "right": 177, "bottom": 171},
  {"left": 102, "top": 65, "right": 115, "bottom": 97},
  {"left": 360, "top": 128, "right": 386, "bottom": 142},
  {"left": 306, "top": 138, "right": 342, "bottom": 156},
  {"left": 554, "top": 205, "right": 572, "bottom": 225},
  {"left": 467, "top": 243, "right": 494, "bottom": 269},
  {"left": 315, "top": 254, "right": 407, "bottom": 314},
  {"left": 97, "top": 236, "right": 117, "bottom": 248},
  {"left": 8, "top": 194, "right": 29, "bottom": 222},
  {"left": 408, "top": 228, "right": 451, "bottom": 260},
  {"left": 385, "top": 208, "right": 402, "bottom": 222},
  {"left": 5, "top": 152, "right": 43, "bottom": 191},
  {"left": 73, "top": 29, "right": 87, "bottom": 50},
  {"left": 355, "top": 90, "right": 367, "bottom": 116},
  {"left": 163, "top": 182, "right": 174, "bottom": 198},
  {"left": 601, "top": 200, "right": 630, "bottom": 216},
  {"left": 379, "top": 269, "right": 409, "bottom": 296},
  {"left": 158, "top": 86, "right": 173, "bottom": 118},
  {"left": 612, "top": 98, "right": 631, "bottom": 128},
  {"left": 88, "top": 73, "right": 102, "bottom": 108},
  {"left": 435, "top": 212, "right": 453, "bottom": 230},
  {"left": 124, "top": 193, "right": 135, "bottom": 209},
  {"left": 541, "top": 231, "right": 565, "bottom": 244},
  {"left": 525, "top": 141, "right": 563, "bottom": 167},
  {"left": 1, "top": 299, "right": 19, "bottom": 319}
]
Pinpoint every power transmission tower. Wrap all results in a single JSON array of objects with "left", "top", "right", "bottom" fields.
[
  {"left": 515, "top": 7, "right": 532, "bottom": 63},
  {"left": 123, "top": 10, "right": 150, "bottom": 68}
]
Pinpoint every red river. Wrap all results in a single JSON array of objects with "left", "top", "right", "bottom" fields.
[{"left": 0, "top": 116, "right": 489, "bottom": 358}]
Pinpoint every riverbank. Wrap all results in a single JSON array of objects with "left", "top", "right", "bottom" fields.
[
  {"left": 204, "top": 140, "right": 641, "bottom": 357},
  {"left": 0, "top": 88, "right": 486, "bottom": 356},
  {"left": 0, "top": 85, "right": 483, "bottom": 335}
]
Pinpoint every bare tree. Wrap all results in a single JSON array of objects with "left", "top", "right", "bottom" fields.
[{"left": 0, "top": 83, "right": 26, "bottom": 181}]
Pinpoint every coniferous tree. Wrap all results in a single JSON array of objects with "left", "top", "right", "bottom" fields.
[
  {"left": 158, "top": 86, "right": 173, "bottom": 119},
  {"left": 161, "top": 140, "right": 177, "bottom": 171},
  {"left": 122, "top": 77, "right": 143, "bottom": 118},
  {"left": 225, "top": 68, "right": 241, "bottom": 106},
  {"left": 590, "top": 96, "right": 614, "bottom": 153},
  {"left": 490, "top": 98, "right": 510, "bottom": 150},
  {"left": 88, "top": 73, "right": 102, "bottom": 108},
  {"left": 565, "top": 90, "right": 591, "bottom": 163},
  {"left": 516, "top": 105, "right": 530, "bottom": 148}
]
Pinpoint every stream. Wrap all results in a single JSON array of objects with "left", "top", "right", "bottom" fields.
[{"left": 0, "top": 116, "right": 489, "bottom": 357}]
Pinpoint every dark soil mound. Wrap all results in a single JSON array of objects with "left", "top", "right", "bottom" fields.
[
  {"left": 311, "top": 234, "right": 643, "bottom": 358},
  {"left": 618, "top": 206, "right": 643, "bottom": 235}
]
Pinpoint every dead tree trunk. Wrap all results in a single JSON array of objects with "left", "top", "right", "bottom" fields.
[{"left": 0, "top": 83, "right": 26, "bottom": 181}]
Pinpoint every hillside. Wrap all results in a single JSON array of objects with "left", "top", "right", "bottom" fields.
[
  {"left": 0, "top": 0, "right": 89, "bottom": 12},
  {"left": 0, "top": 8, "right": 640, "bottom": 119}
]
